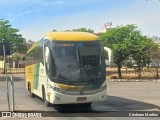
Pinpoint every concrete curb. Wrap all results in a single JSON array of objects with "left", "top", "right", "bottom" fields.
[{"left": 0, "top": 76, "right": 24, "bottom": 81}]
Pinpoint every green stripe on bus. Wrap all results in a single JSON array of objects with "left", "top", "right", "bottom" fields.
[{"left": 34, "top": 63, "right": 40, "bottom": 90}]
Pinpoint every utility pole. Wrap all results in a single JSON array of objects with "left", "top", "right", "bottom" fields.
[
  {"left": 0, "top": 42, "right": 12, "bottom": 111},
  {"left": 3, "top": 45, "right": 10, "bottom": 111}
]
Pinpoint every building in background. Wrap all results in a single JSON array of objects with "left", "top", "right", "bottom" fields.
[{"left": 27, "top": 40, "right": 35, "bottom": 50}]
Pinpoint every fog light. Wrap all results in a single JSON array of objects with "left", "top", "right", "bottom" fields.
[
  {"left": 55, "top": 96, "right": 61, "bottom": 101},
  {"left": 47, "top": 92, "right": 51, "bottom": 102},
  {"left": 101, "top": 85, "right": 107, "bottom": 91},
  {"left": 101, "top": 95, "right": 105, "bottom": 100}
]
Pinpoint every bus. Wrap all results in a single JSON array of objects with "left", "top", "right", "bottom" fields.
[{"left": 25, "top": 32, "right": 107, "bottom": 107}]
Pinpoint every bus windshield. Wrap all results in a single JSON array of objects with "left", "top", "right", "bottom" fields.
[{"left": 49, "top": 41, "right": 105, "bottom": 85}]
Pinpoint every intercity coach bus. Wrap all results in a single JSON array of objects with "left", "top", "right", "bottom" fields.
[{"left": 25, "top": 32, "right": 107, "bottom": 106}]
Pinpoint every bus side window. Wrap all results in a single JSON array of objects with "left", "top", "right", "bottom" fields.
[
  {"left": 43, "top": 39, "right": 49, "bottom": 47},
  {"left": 38, "top": 40, "right": 43, "bottom": 64},
  {"left": 41, "top": 38, "right": 49, "bottom": 64}
]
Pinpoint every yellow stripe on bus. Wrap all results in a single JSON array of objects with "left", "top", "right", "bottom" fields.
[
  {"left": 26, "top": 32, "right": 99, "bottom": 54},
  {"left": 55, "top": 83, "right": 84, "bottom": 91},
  {"left": 25, "top": 65, "right": 35, "bottom": 92},
  {"left": 46, "top": 32, "right": 98, "bottom": 41}
]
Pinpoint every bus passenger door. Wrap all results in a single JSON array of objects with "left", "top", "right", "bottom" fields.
[
  {"left": 43, "top": 39, "right": 50, "bottom": 98},
  {"left": 45, "top": 46, "right": 52, "bottom": 102}
]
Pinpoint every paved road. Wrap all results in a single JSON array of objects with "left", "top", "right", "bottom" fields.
[{"left": 0, "top": 77, "right": 160, "bottom": 120}]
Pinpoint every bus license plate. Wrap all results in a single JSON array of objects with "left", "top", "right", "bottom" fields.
[{"left": 77, "top": 97, "right": 87, "bottom": 101}]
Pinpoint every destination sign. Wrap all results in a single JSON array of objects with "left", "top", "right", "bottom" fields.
[{"left": 56, "top": 43, "right": 74, "bottom": 47}]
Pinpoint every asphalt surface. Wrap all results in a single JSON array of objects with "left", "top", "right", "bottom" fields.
[{"left": 0, "top": 76, "right": 160, "bottom": 120}]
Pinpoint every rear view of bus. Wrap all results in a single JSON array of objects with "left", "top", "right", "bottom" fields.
[{"left": 25, "top": 32, "right": 107, "bottom": 106}]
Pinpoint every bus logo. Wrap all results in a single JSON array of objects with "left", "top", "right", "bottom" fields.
[{"left": 80, "top": 89, "right": 84, "bottom": 95}]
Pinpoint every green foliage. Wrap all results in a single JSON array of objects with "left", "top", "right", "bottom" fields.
[
  {"left": 150, "top": 42, "right": 160, "bottom": 60},
  {"left": 100, "top": 24, "right": 139, "bottom": 78},
  {"left": 66, "top": 28, "right": 94, "bottom": 33},
  {"left": 101, "top": 25, "right": 138, "bottom": 62},
  {"left": 122, "top": 56, "right": 134, "bottom": 68},
  {"left": 0, "top": 19, "right": 27, "bottom": 53},
  {"left": 149, "top": 42, "right": 160, "bottom": 79},
  {"left": 11, "top": 53, "right": 23, "bottom": 61},
  {"left": 100, "top": 24, "right": 155, "bottom": 78},
  {"left": 129, "top": 35, "right": 155, "bottom": 78},
  {"left": 131, "top": 36, "right": 153, "bottom": 66}
]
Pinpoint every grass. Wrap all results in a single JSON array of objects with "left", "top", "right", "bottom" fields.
[{"left": 106, "top": 67, "right": 159, "bottom": 79}]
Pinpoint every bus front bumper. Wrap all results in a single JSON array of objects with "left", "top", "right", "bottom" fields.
[{"left": 47, "top": 89, "right": 107, "bottom": 104}]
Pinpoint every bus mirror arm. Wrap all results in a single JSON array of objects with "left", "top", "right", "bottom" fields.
[{"left": 45, "top": 47, "right": 50, "bottom": 64}]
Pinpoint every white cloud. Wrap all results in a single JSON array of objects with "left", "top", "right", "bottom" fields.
[
  {"left": 109, "top": 2, "right": 160, "bottom": 37},
  {"left": 19, "top": 0, "right": 160, "bottom": 40},
  {"left": 19, "top": 10, "right": 108, "bottom": 41},
  {"left": 54, "top": 0, "right": 67, "bottom": 5},
  {"left": 6, "top": 10, "right": 33, "bottom": 22},
  {"left": 0, "top": 0, "right": 31, "bottom": 5},
  {"left": 7, "top": 10, "right": 32, "bottom": 18},
  {"left": 33, "top": 0, "right": 68, "bottom": 7}
]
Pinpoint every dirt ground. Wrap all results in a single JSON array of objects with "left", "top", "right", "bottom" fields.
[
  {"left": 0, "top": 67, "right": 159, "bottom": 79},
  {"left": 0, "top": 68, "right": 25, "bottom": 74},
  {"left": 106, "top": 67, "right": 159, "bottom": 79}
]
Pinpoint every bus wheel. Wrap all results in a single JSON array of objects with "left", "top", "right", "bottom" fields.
[
  {"left": 28, "top": 83, "right": 34, "bottom": 98},
  {"left": 42, "top": 87, "right": 51, "bottom": 107},
  {"left": 84, "top": 103, "right": 92, "bottom": 107}
]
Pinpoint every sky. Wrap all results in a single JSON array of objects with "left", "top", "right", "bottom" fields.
[{"left": 0, "top": 0, "right": 160, "bottom": 41}]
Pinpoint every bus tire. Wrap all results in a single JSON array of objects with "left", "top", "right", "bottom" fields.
[
  {"left": 84, "top": 103, "right": 92, "bottom": 107},
  {"left": 42, "top": 86, "right": 51, "bottom": 107},
  {"left": 28, "top": 82, "right": 35, "bottom": 98}
]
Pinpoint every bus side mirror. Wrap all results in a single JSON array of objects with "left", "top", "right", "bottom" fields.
[{"left": 45, "top": 47, "right": 50, "bottom": 63}]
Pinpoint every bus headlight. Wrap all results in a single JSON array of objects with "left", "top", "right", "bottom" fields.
[
  {"left": 50, "top": 85, "right": 67, "bottom": 93},
  {"left": 56, "top": 87, "right": 67, "bottom": 93},
  {"left": 100, "top": 85, "right": 107, "bottom": 91},
  {"left": 100, "top": 81, "right": 107, "bottom": 91},
  {"left": 49, "top": 85, "right": 57, "bottom": 91}
]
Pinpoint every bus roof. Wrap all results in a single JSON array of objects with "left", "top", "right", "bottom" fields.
[
  {"left": 27, "top": 32, "right": 99, "bottom": 54},
  {"left": 45, "top": 32, "right": 98, "bottom": 41}
]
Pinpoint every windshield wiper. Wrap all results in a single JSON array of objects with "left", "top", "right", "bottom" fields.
[{"left": 77, "top": 45, "right": 82, "bottom": 81}]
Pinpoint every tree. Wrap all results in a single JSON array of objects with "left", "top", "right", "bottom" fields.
[
  {"left": 0, "top": 19, "right": 27, "bottom": 53},
  {"left": 100, "top": 25, "right": 139, "bottom": 78},
  {"left": 149, "top": 42, "right": 160, "bottom": 79},
  {"left": 11, "top": 53, "right": 23, "bottom": 68},
  {"left": 11, "top": 53, "right": 23, "bottom": 61},
  {"left": 100, "top": 24, "right": 153, "bottom": 78},
  {"left": 131, "top": 35, "right": 153, "bottom": 79},
  {"left": 66, "top": 28, "right": 94, "bottom": 33}
]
